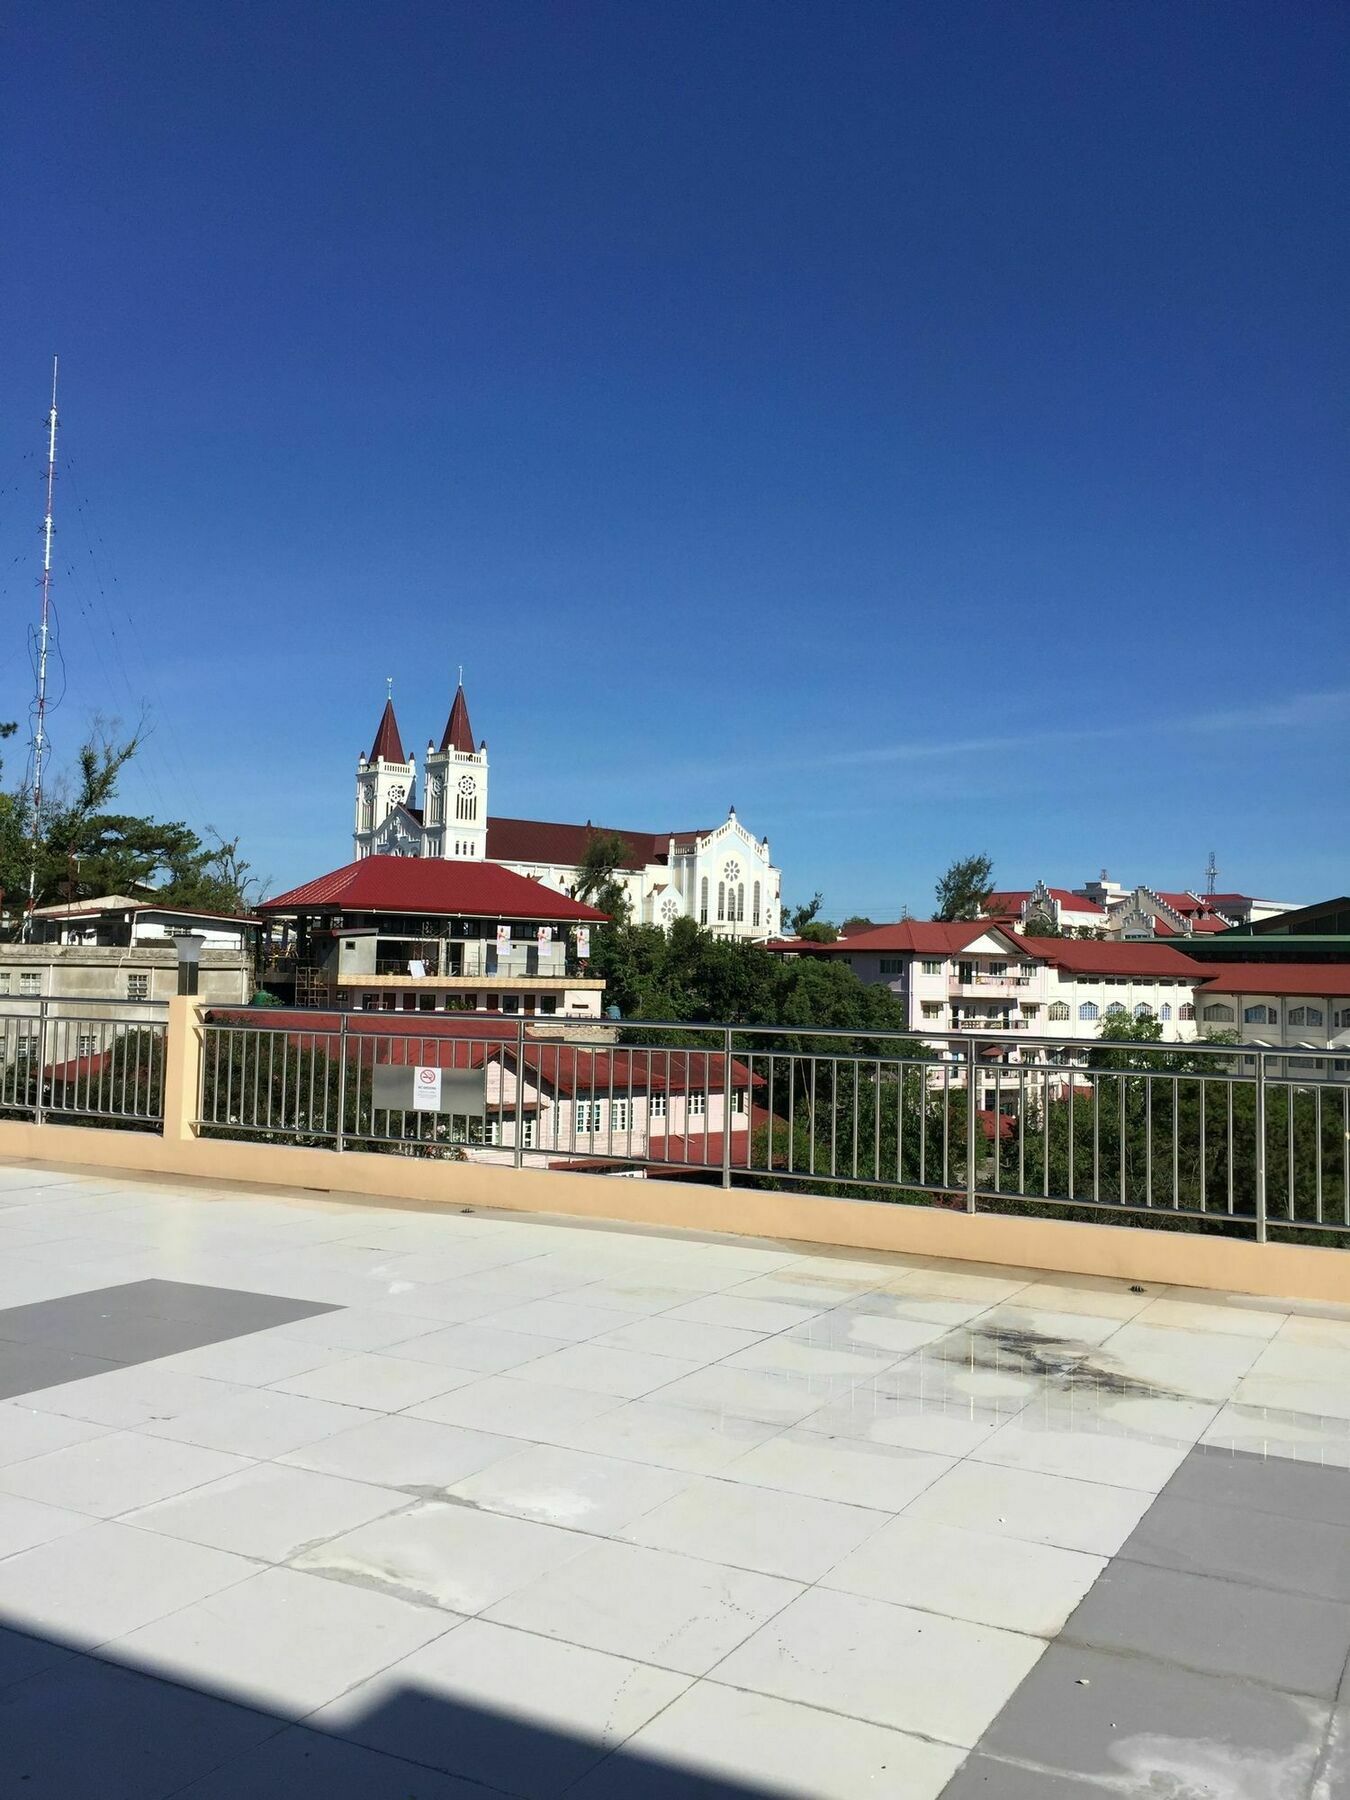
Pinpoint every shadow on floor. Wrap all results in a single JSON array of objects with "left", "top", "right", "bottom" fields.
[{"left": 0, "top": 1613, "right": 797, "bottom": 1799}]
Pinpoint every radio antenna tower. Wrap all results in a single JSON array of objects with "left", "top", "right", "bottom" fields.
[
  {"left": 1205, "top": 850, "right": 1217, "bottom": 898},
  {"left": 23, "top": 357, "right": 59, "bottom": 938}
]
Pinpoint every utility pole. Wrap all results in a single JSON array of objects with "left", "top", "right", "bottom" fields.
[{"left": 23, "top": 358, "right": 59, "bottom": 939}]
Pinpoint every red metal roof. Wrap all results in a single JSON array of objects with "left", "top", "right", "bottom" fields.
[
  {"left": 503, "top": 1043, "right": 759, "bottom": 1096},
  {"left": 485, "top": 818, "right": 708, "bottom": 869},
  {"left": 764, "top": 921, "right": 1016, "bottom": 956},
  {"left": 369, "top": 699, "right": 406, "bottom": 764},
  {"left": 1195, "top": 964, "right": 1350, "bottom": 998},
  {"left": 986, "top": 890, "right": 1105, "bottom": 915},
  {"left": 439, "top": 685, "right": 477, "bottom": 755},
  {"left": 259, "top": 858, "right": 606, "bottom": 922},
  {"left": 1018, "top": 939, "right": 1208, "bottom": 977}
]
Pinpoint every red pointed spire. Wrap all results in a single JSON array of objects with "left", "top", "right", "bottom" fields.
[
  {"left": 369, "top": 697, "right": 405, "bottom": 763},
  {"left": 440, "top": 684, "right": 476, "bottom": 754}
]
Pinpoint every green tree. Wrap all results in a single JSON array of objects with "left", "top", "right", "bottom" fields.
[
  {"left": 1021, "top": 914, "right": 1061, "bottom": 938},
  {"left": 934, "top": 854, "right": 994, "bottom": 922},
  {"left": 840, "top": 916, "right": 876, "bottom": 935},
  {"left": 786, "top": 892, "right": 830, "bottom": 936},
  {"left": 570, "top": 832, "right": 634, "bottom": 923},
  {"left": 0, "top": 724, "right": 256, "bottom": 928}
]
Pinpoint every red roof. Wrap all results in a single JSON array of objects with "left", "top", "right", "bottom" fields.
[
  {"left": 1018, "top": 939, "right": 1208, "bottom": 977},
  {"left": 1195, "top": 964, "right": 1350, "bottom": 999},
  {"left": 504, "top": 1043, "right": 758, "bottom": 1097},
  {"left": 485, "top": 818, "right": 708, "bottom": 870},
  {"left": 259, "top": 858, "right": 606, "bottom": 922},
  {"left": 440, "top": 685, "right": 477, "bottom": 755},
  {"left": 764, "top": 921, "right": 1016, "bottom": 956},
  {"left": 369, "top": 699, "right": 406, "bottom": 764},
  {"left": 986, "top": 890, "right": 1105, "bottom": 916}
]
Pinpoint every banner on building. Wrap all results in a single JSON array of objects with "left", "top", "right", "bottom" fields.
[
  {"left": 496, "top": 924, "right": 511, "bottom": 951},
  {"left": 537, "top": 926, "right": 552, "bottom": 945},
  {"left": 575, "top": 926, "right": 591, "bottom": 959}
]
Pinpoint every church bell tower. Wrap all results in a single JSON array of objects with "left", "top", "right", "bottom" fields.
[{"left": 422, "top": 680, "right": 488, "bottom": 860}]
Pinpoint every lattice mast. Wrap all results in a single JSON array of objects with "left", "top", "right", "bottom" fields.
[
  {"left": 24, "top": 357, "right": 59, "bottom": 936},
  {"left": 1205, "top": 851, "right": 1217, "bottom": 898}
]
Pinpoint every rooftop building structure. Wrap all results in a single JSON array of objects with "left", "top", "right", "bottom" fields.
[{"left": 259, "top": 855, "right": 607, "bottom": 1017}]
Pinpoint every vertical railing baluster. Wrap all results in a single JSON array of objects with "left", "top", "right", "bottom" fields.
[
  {"left": 1254, "top": 1053, "right": 1267, "bottom": 1243},
  {"left": 721, "top": 1028, "right": 734, "bottom": 1191}
]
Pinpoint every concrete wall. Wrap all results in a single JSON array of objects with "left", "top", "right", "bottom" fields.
[{"left": 0, "top": 946, "right": 253, "bottom": 1007}]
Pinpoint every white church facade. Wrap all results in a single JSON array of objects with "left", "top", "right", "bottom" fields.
[{"left": 353, "top": 683, "right": 782, "bottom": 942}]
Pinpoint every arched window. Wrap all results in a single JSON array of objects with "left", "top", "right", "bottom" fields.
[
  {"left": 1079, "top": 1002, "right": 1099, "bottom": 1022},
  {"left": 700, "top": 878, "right": 708, "bottom": 925},
  {"left": 1048, "top": 1001, "right": 1070, "bottom": 1022},
  {"left": 1134, "top": 1003, "right": 1153, "bottom": 1019},
  {"left": 1160, "top": 1003, "right": 1172, "bottom": 1021},
  {"left": 717, "top": 881, "right": 726, "bottom": 923},
  {"left": 1244, "top": 1005, "right": 1277, "bottom": 1025},
  {"left": 752, "top": 881, "right": 761, "bottom": 927},
  {"left": 1180, "top": 1003, "right": 1196, "bottom": 1021},
  {"left": 1288, "top": 1006, "right": 1323, "bottom": 1027},
  {"left": 737, "top": 883, "right": 745, "bottom": 922},
  {"left": 1203, "top": 1003, "right": 1234, "bottom": 1023},
  {"left": 1105, "top": 1002, "right": 1126, "bottom": 1017}
]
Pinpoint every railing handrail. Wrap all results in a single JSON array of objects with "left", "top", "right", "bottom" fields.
[{"left": 193, "top": 1008, "right": 1346, "bottom": 1062}]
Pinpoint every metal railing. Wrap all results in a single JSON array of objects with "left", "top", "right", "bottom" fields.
[
  {"left": 0, "top": 1000, "right": 169, "bottom": 1130},
  {"left": 190, "top": 1014, "right": 1350, "bottom": 1243}
]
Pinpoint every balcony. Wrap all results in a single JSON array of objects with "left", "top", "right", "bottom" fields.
[
  {"left": 948, "top": 974, "right": 1035, "bottom": 997},
  {"left": 948, "top": 1016, "right": 1030, "bottom": 1030}
]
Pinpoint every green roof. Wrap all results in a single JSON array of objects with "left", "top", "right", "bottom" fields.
[{"left": 1181, "top": 934, "right": 1350, "bottom": 962}]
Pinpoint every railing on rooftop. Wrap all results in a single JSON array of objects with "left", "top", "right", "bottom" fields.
[
  {"left": 187, "top": 1013, "right": 1350, "bottom": 1245},
  {"left": 0, "top": 999, "right": 169, "bottom": 1132}
]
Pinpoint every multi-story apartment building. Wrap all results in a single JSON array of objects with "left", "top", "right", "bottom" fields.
[{"left": 770, "top": 925, "right": 1209, "bottom": 1045}]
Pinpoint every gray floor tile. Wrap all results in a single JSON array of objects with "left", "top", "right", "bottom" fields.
[
  {"left": 1314, "top": 1706, "right": 1349, "bottom": 1798},
  {"left": 1121, "top": 1493, "right": 1350, "bottom": 1600},
  {"left": 0, "top": 1651, "right": 281, "bottom": 1799},
  {"left": 1165, "top": 1443, "right": 1350, "bottom": 1526},
  {"left": 0, "top": 1279, "right": 341, "bottom": 1402},
  {"left": 1062, "top": 1559, "right": 1350, "bottom": 1698},
  {"left": 938, "top": 1754, "right": 1109, "bottom": 1796},
  {"left": 982, "top": 1642, "right": 1329, "bottom": 1792},
  {"left": 0, "top": 1341, "right": 120, "bottom": 1401}
]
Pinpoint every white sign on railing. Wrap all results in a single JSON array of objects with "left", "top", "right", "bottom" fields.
[{"left": 412, "top": 1066, "right": 443, "bottom": 1111}]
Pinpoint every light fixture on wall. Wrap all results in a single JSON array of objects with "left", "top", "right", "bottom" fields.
[{"left": 173, "top": 932, "right": 204, "bottom": 997}]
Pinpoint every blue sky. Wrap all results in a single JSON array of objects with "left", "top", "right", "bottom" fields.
[{"left": 1, "top": 1, "right": 1345, "bottom": 917}]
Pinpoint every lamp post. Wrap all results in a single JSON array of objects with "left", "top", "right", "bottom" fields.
[{"left": 173, "top": 932, "right": 204, "bottom": 997}]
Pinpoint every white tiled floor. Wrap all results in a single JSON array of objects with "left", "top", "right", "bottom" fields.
[{"left": 0, "top": 1160, "right": 1346, "bottom": 1798}]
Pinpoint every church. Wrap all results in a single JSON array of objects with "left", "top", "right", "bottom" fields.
[{"left": 353, "top": 682, "right": 782, "bottom": 942}]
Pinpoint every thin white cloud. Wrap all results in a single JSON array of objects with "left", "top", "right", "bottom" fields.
[{"left": 818, "top": 687, "right": 1350, "bottom": 772}]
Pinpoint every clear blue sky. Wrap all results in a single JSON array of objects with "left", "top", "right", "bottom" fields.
[{"left": 2, "top": 1, "right": 1345, "bottom": 916}]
